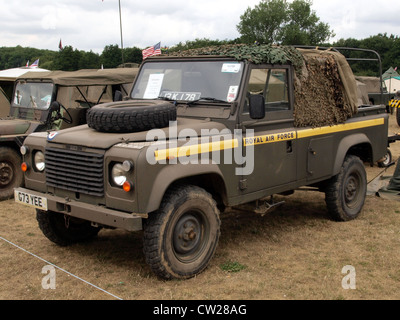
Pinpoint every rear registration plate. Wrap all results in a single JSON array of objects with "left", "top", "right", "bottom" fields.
[{"left": 14, "top": 190, "right": 48, "bottom": 210}]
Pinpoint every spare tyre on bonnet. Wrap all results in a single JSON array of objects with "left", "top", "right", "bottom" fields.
[{"left": 86, "top": 100, "right": 177, "bottom": 133}]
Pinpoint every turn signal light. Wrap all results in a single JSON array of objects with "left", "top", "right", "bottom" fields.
[
  {"left": 21, "top": 162, "right": 28, "bottom": 172},
  {"left": 123, "top": 181, "right": 132, "bottom": 192}
]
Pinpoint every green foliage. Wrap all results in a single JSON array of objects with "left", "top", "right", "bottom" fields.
[
  {"left": 220, "top": 260, "right": 247, "bottom": 273},
  {"left": 237, "top": 0, "right": 334, "bottom": 45},
  {"left": 169, "top": 38, "right": 237, "bottom": 52},
  {"left": 333, "top": 33, "right": 400, "bottom": 76},
  {"left": 101, "top": 44, "right": 122, "bottom": 69},
  {"left": 168, "top": 44, "right": 304, "bottom": 75},
  {"left": 0, "top": 44, "right": 143, "bottom": 71},
  {"left": 237, "top": 0, "right": 287, "bottom": 44}
]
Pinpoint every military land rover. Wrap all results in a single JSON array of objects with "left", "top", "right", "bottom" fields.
[
  {"left": 15, "top": 45, "right": 389, "bottom": 279},
  {"left": 0, "top": 68, "right": 137, "bottom": 200}
]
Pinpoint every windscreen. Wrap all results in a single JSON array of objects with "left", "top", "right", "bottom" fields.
[
  {"left": 13, "top": 81, "right": 54, "bottom": 109},
  {"left": 131, "top": 60, "right": 244, "bottom": 103}
]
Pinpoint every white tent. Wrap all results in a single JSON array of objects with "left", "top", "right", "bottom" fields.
[
  {"left": 0, "top": 66, "right": 49, "bottom": 80},
  {"left": 384, "top": 76, "right": 400, "bottom": 94}
]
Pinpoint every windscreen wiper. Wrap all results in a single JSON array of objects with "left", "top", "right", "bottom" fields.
[{"left": 187, "top": 97, "right": 228, "bottom": 105}]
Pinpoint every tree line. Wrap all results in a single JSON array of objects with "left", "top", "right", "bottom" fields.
[
  {"left": 1, "top": 0, "right": 399, "bottom": 76},
  {"left": 0, "top": 44, "right": 143, "bottom": 71}
]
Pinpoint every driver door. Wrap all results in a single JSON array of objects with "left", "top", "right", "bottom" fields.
[{"left": 239, "top": 65, "right": 297, "bottom": 195}]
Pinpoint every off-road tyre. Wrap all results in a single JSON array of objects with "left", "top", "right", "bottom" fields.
[
  {"left": 86, "top": 100, "right": 176, "bottom": 133},
  {"left": 0, "top": 147, "right": 23, "bottom": 200},
  {"left": 143, "top": 185, "right": 221, "bottom": 280},
  {"left": 324, "top": 155, "right": 367, "bottom": 221},
  {"left": 36, "top": 210, "right": 101, "bottom": 246}
]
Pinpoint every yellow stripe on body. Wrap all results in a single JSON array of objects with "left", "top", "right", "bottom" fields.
[
  {"left": 297, "top": 118, "right": 385, "bottom": 139},
  {"left": 154, "top": 139, "right": 238, "bottom": 161},
  {"left": 154, "top": 118, "right": 384, "bottom": 161}
]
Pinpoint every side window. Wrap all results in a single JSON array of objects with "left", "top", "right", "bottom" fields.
[{"left": 243, "top": 67, "right": 290, "bottom": 114}]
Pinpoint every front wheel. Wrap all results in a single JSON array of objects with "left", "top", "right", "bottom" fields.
[
  {"left": 325, "top": 155, "right": 367, "bottom": 221},
  {"left": 143, "top": 185, "right": 221, "bottom": 279},
  {"left": 0, "top": 147, "right": 23, "bottom": 200}
]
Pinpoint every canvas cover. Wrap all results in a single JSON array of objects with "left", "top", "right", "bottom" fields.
[
  {"left": 165, "top": 45, "right": 359, "bottom": 127},
  {"left": 17, "top": 68, "right": 138, "bottom": 86},
  {"left": 293, "top": 48, "right": 359, "bottom": 127},
  {"left": 15, "top": 68, "right": 138, "bottom": 109},
  {"left": 355, "top": 76, "right": 382, "bottom": 93},
  {"left": 0, "top": 87, "right": 10, "bottom": 117},
  {"left": 356, "top": 80, "right": 370, "bottom": 105}
]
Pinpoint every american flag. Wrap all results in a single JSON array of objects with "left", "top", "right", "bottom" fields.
[
  {"left": 30, "top": 59, "right": 39, "bottom": 68},
  {"left": 142, "top": 42, "right": 162, "bottom": 60}
]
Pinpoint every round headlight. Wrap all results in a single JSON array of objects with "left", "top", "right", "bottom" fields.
[
  {"left": 34, "top": 151, "right": 45, "bottom": 172},
  {"left": 111, "top": 163, "right": 127, "bottom": 186}
]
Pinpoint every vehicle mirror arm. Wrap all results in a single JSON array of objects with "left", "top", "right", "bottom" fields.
[{"left": 230, "top": 101, "right": 238, "bottom": 115}]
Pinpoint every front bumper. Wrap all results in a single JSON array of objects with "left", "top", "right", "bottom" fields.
[{"left": 14, "top": 187, "right": 144, "bottom": 232}]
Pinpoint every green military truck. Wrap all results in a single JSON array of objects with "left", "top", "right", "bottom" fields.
[
  {"left": 0, "top": 68, "right": 137, "bottom": 200},
  {"left": 15, "top": 46, "right": 389, "bottom": 280}
]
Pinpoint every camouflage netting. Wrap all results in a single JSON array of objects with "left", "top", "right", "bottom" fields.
[{"left": 167, "top": 44, "right": 359, "bottom": 127}]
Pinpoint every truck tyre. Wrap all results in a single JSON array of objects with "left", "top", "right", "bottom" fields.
[
  {"left": 396, "top": 107, "right": 400, "bottom": 127},
  {"left": 325, "top": 155, "right": 367, "bottom": 221},
  {"left": 36, "top": 210, "right": 101, "bottom": 246},
  {"left": 0, "top": 147, "right": 23, "bottom": 200},
  {"left": 86, "top": 100, "right": 176, "bottom": 133},
  {"left": 143, "top": 185, "right": 221, "bottom": 279}
]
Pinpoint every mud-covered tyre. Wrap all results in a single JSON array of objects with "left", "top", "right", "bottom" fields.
[
  {"left": 36, "top": 210, "right": 101, "bottom": 246},
  {"left": 0, "top": 147, "right": 23, "bottom": 200},
  {"left": 86, "top": 100, "right": 176, "bottom": 133},
  {"left": 324, "top": 155, "right": 367, "bottom": 221},
  {"left": 143, "top": 185, "right": 221, "bottom": 280}
]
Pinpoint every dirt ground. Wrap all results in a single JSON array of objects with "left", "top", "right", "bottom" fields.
[{"left": 1, "top": 113, "right": 400, "bottom": 301}]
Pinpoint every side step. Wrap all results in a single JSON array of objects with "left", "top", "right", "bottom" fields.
[{"left": 232, "top": 195, "right": 285, "bottom": 216}]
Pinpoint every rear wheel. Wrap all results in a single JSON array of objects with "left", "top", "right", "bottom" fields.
[
  {"left": 143, "top": 185, "right": 221, "bottom": 279},
  {"left": 325, "top": 155, "right": 367, "bottom": 221}
]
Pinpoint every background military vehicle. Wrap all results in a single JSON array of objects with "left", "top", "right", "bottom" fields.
[
  {"left": 0, "top": 68, "right": 138, "bottom": 200},
  {"left": 0, "top": 67, "right": 49, "bottom": 117},
  {"left": 15, "top": 45, "right": 389, "bottom": 279}
]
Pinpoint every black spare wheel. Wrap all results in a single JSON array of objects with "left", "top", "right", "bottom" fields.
[{"left": 86, "top": 100, "right": 177, "bottom": 133}]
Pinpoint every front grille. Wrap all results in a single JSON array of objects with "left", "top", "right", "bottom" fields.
[{"left": 45, "top": 147, "right": 104, "bottom": 197}]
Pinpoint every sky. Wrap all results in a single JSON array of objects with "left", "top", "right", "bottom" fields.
[{"left": 0, "top": 0, "right": 399, "bottom": 54}]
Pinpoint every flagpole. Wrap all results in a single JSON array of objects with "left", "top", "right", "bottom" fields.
[{"left": 119, "top": 0, "right": 125, "bottom": 66}]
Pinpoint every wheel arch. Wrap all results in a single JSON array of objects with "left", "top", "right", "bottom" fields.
[
  {"left": 143, "top": 164, "right": 228, "bottom": 213},
  {"left": 333, "top": 133, "right": 372, "bottom": 175}
]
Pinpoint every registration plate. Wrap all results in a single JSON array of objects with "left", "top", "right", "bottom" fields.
[{"left": 14, "top": 190, "right": 48, "bottom": 210}]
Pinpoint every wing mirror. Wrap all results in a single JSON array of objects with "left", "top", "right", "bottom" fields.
[
  {"left": 249, "top": 95, "right": 265, "bottom": 119},
  {"left": 49, "top": 101, "right": 61, "bottom": 114},
  {"left": 114, "top": 90, "right": 123, "bottom": 102}
]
